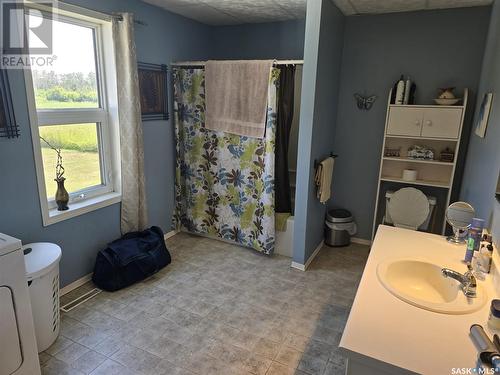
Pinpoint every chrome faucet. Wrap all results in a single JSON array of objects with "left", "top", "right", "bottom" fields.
[{"left": 441, "top": 264, "right": 477, "bottom": 298}]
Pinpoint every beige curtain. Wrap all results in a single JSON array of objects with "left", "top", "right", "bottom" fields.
[{"left": 113, "top": 13, "right": 148, "bottom": 233}]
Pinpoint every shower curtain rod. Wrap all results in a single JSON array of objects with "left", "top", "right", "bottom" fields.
[{"left": 171, "top": 60, "right": 304, "bottom": 67}]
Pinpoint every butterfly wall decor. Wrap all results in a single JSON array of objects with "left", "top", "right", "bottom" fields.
[{"left": 354, "top": 93, "right": 377, "bottom": 110}]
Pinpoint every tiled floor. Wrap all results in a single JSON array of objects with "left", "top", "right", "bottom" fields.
[{"left": 41, "top": 233, "right": 369, "bottom": 375}]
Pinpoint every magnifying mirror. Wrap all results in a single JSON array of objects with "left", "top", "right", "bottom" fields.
[{"left": 446, "top": 201, "right": 475, "bottom": 244}]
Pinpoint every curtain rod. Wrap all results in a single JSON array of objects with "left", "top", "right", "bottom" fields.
[
  {"left": 57, "top": 2, "right": 147, "bottom": 26},
  {"left": 171, "top": 60, "right": 304, "bottom": 67},
  {"left": 113, "top": 14, "right": 148, "bottom": 26}
]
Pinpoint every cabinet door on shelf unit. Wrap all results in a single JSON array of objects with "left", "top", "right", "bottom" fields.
[
  {"left": 421, "top": 108, "right": 463, "bottom": 139},
  {"left": 386, "top": 107, "right": 424, "bottom": 137}
]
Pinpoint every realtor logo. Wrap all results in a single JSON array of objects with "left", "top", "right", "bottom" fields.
[{"left": 1, "top": 0, "right": 56, "bottom": 68}]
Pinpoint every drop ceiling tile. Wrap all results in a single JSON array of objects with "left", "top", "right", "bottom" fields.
[
  {"left": 142, "top": 0, "right": 239, "bottom": 24},
  {"left": 210, "top": 0, "right": 293, "bottom": 23},
  {"left": 427, "top": 0, "right": 492, "bottom": 9},
  {"left": 208, "top": 0, "right": 281, "bottom": 14},
  {"left": 144, "top": 0, "right": 205, "bottom": 7},
  {"left": 285, "top": 7, "right": 307, "bottom": 18},
  {"left": 235, "top": 13, "right": 294, "bottom": 23},
  {"left": 273, "top": 0, "right": 307, "bottom": 17},
  {"left": 332, "top": 0, "right": 357, "bottom": 15},
  {"left": 166, "top": 3, "right": 240, "bottom": 25},
  {"left": 351, "top": 0, "right": 426, "bottom": 14},
  {"left": 142, "top": 0, "right": 493, "bottom": 25}
]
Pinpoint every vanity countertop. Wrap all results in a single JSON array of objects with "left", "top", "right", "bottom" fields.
[{"left": 339, "top": 225, "right": 500, "bottom": 375}]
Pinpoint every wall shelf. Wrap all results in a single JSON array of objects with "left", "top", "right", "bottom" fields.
[
  {"left": 380, "top": 177, "right": 450, "bottom": 188},
  {"left": 389, "top": 103, "right": 465, "bottom": 110},
  {"left": 382, "top": 157, "right": 454, "bottom": 166},
  {"left": 385, "top": 135, "right": 460, "bottom": 142},
  {"left": 372, "top": 88, "right": 469, "bottom": 238}
]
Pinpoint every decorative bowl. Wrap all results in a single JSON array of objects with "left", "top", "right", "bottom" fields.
[{"left": 433, "top": 98, "right": 461, "bottom": 106}]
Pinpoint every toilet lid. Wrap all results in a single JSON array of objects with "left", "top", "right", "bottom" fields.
[{"left": 388, "top": 188, "right": 429, "bottom": 230}]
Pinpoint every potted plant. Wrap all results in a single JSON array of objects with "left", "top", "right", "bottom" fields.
[{"left": 40, "top": 136, "right": 69, "bottom": 211}]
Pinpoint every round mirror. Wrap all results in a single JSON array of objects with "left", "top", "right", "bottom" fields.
[{"left": 446, "top": 201, "right": 474, "bottom": 244}]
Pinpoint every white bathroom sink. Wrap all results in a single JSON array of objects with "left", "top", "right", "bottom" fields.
[{"left": 377, "top": 259, "right": 487, "bottom": 314}]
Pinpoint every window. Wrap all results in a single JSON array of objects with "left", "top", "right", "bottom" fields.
[{"left": 25, "top": 5, "right": 121, "bottom": 226}]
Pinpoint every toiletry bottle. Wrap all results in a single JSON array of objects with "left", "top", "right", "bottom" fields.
[
  {"left": 472, "top": 253, "right": 485, "bottom": 281},
  {"left": 408, "top": 82, "right": 417, "bottom": 104},
  {"left": 395, "top": 75, "right": 405, "bottom": 105},
  {"left": 391, "top": 81, "right": 398, "bottom": 104},
  {"left": 483, "top": 233, "right": 493, "bottom": 243},
  {"left": 488, "top": 300, "right": 500, "bottom": 330},
  {"left": 479, "top": 243, "right": 494, "bottom": 273},
  {"left": 464, "top": 218, "right": 485, "bottom": 263},
  {"left": 403, "top": 76, "right": 412, "bottom": 104}
]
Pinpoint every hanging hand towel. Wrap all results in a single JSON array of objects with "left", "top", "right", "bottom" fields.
[
  {"left": 315, "top": 157, "right": 335, "bottom": 204},
  {"left": 205, "top": 60, "right": 274, "bottom": 138}
]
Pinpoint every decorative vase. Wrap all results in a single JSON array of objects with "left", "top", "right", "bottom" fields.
[{"left": 55, "top": 178, "right": 69, "bottom": 211}]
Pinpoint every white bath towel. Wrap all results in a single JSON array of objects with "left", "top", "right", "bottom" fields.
[
  {"left": 315, "top": 157, "right": 335, "bottom": 204},
  {"left": 205, "top": 60, "right": 273, "bottom": 138}
]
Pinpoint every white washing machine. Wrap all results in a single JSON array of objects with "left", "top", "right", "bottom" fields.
[{"left": 0, "top": 233, "right": 41, "bottom": 375}]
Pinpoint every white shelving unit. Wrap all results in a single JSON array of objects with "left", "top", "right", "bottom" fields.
[{"left": 371, "top": 89, "right": 469, "bottom": 238}]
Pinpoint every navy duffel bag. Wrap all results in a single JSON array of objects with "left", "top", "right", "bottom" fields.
[{"left": 92, "top": 226, "right": 171, "bottom": 291}]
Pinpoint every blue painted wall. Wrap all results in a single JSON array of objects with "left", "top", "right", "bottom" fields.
[
  {"left": 331, "top": 7, "right": 490, "bottom": 240},
  {"left": 0, "top": 0, "right": 308, "bottom": 286},
  {"left": 212, "top": 19, "right": 305, "bottom": 60},
  {"left": 293, "top": 0, "right": 322, "bottom": 265},
  {"left": 460, "top": 1, "right": 500, "bottom": 227},
  {"left": 293, "top": 0, "right": 345, "bottom": 264},
  {"left": 0, "top": 0, "right": 213, "bottom": 286},
  {"left": 4, "top": 0, "right": 493, "bottom": 285}
]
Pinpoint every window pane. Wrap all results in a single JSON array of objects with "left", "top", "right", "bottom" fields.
[
  {"left": 39, "top": 124, "right": 102, "bottom": 198},
  {"left": 30, "top": 15, "right": 99, "bottom": 109}
]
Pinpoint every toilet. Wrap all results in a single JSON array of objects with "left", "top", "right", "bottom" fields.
[{"left": 386, "top": 188, "right": 432, "bottom": 231}]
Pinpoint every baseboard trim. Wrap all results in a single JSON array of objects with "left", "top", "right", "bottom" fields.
[
  {"left": 291, "top": 240, "right": 324, "bottom": 272},
  {"left": 60, "top": 273, "right": 93, "bottom": 296},
  {"left": 305, "top": 240, "right": 324, "bottom": 269},
  {"left": 351, "top": 237, "right": 372, "bottom": 246},
  {"left": 164, "top": 230, "right": 179, "bottom": 240},
  {"left": 291, "top": 261, "right": 306, "bottom": 271}
]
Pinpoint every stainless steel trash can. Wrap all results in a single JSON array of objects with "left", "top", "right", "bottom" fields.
[{"left": 325, "top": 209, "right": 357, "bottom": 247}]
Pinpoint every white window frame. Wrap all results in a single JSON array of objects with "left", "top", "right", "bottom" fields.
[{"left": 24, "top": 3, "right": 121, "bottom": 226}]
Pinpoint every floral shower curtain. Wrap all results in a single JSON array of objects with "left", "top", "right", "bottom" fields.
[{"left": 172, "top": 67, "right": 279, "bottom": 254}]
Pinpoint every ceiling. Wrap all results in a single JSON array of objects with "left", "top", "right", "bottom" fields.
[{"left": 142, "top": 0, "right": 493, "bottom": 25}]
